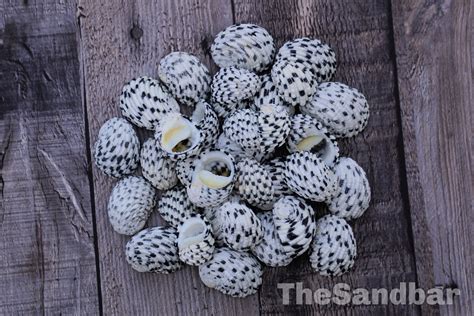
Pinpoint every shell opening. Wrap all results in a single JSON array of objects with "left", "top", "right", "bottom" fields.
[
  {"left": 296, "top": 133, "right": 337, "bottom": 165},
  {"left": 193, "top": 151, "right": 234, "bottom": 189},
  {"left": 178, "top": 217, "right": 207, "bottom": 248},
  {"left": 161, "top": 115, "right": 199, "bottom": 153}
]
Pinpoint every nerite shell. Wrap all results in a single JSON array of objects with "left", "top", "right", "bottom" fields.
[
  {"left": 157, "top": 185, "right": 196, "bottom": 228},
  {"left": 300, "top": 82, "right": 370, "bottom": 138},
  {"left": 125, "top": 226, "right": 182, "bottom": 274},
  {"left": 215, "top": 132, "right": 247, "bottom": 162},
  {"left": 287, "top": 114, "right": 339, "bottom": 167},
  {"left": 191, "top": 100, "right": 220, "bottom": 149},
  {"left": 94, "top": 117, "right": 139, "bottom": 178},
  {"left": 177, "top": 214, "right": 215, "bottom": 266},
  {"left": 252, "top": 74, "right": 295, "bottom": 116},
  {"left": 119, "top": 76, "right": 180, "bottom": 129},
  {"left": 211, "top": 23, "right": 275, "bottom": 72},
  {"left": 107, "top": 176, "right": 156, "bottom": 235},
  {"left": 158, "top": 52, "right": 211, "bottom": 106},
  {"left": 310, "top": 215, "right": 357, "bottom": 276},
  {"left": 235, "top": 158, "right": 275, "bottom": 208},
  {"left": 285, "top": 151, "right": 337, "bottom": 202},
  {"left": 199, "top": 248, "right": 263, "bottom": 297},
  {"left": 140, "top": 138, "right": 178, "bottom": 190},
  {"left": 328, "top": 157, "right": 371, "bottom": 220}
]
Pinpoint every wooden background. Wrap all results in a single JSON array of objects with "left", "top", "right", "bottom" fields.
[{"left": 0, "top": 0, "right": 472, "bottom": 315}]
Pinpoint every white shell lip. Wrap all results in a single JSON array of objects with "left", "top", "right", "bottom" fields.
[
  {"left": 290, "top": 130, "right": 338, "bottom": 167},
  {"left": 158, "top": 113, "right": 201, "bottom": 156},
  {"left": 178, "top": 216, "right": 207, "bottom": 249},
  {"left": 191, "top": 151, "right": 235, "bottom": 190}
]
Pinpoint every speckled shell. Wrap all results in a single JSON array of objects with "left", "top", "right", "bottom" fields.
[
  {"left": 252, "top": 74, "right": 295, "bottom": 116},
  {"left": 310, "top": 215, "right": 357, "bottom": 276},
  {"left": 211, "top": 67, "right": 260, "bottom": 117},
  {"left": 211, "top": 24, "right": 275, "bottom": 72},
  {"left": 252, "top": 212, "right": 293, "bottom": 267},
  {"left": 285, "top": 151, "right": 337, "bottom": 202},
  {"left": 218, "top": 201, "right": 263, "bottom": 251},
  {"left": 300, "top": 82, "right": 370, "bottom": 138},
  {"left": 271, "top": 59, "right": 317, "bottom": 107},
  {"left": 287, "top": 114, "right": 339, "bottom": 167},
  {"left": 119, "top": 76, "right": 180, "bottom": 129},
  {"left": 202, "top": 207, "right": 226, "bottom": 247},
  {"left": 125, "top": 226, "right": 182, "bottom": 274},
  {"left": 177, "top": 214, "right": 215, "bottom": 266},
  {"left": 175, "top": 155, "right": 196, "bottom": 187},
  {"left": 191, "top": 100, "right": 220, "bottom": 149},
  {"left": 107, "top": 176, "right": 156, "bottom": 235},
  {"left": 276, "top": 38, "right": 337, "bottom": 83},
  {"left": 273, "top": 196, "right": 316, "bottom": 258},
  {"left": 264, "top": 157, "right": 292, "bottom": 200},
  {"left": 199, "top": 247, "right": 263, "bottom": 297},
  {"left": 328, "top": 157, "right": 371, "bottom": 220},
  {"left": 157, "top": 185, "right": 197, "bottom": 228},
  {"left": 140, "top": 138, "right": 178, "bottom": 190},
  {"left": 94, "top": 117, "right": 140, "bottom": 178},
  {"left": 158, "top": 52, "right": 211, "bottom": 106},
  {"left": 215, "top": 132, "right": 247, "bottom": 162},
  {"left": 235, "top": 158, "right": 275, "bottom": 208}
]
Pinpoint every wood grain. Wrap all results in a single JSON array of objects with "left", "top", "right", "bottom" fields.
[
  {"left": 234, "top": 0, "right": 421, "bottom": 314},
  {"left": 78, "top": 0, "right": 261, "bottom": 314},
  {"left": 391, "top": 0, "right": 473, "bottom": 315},
  {"left": 0, "top": 0, "right": 99, "bottom": 314}
]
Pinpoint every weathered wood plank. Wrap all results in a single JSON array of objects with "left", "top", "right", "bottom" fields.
[
  {"left": 233, "top": 0, "right": 420, "bottom": 314},
  {"left": 391, "top": 0, "right": 473, "bottom": 315},
  {"left": 0, "top": 0, "right": 99, "bottom": 314},
  {"left": 79, "top": 0, "right": 261, "bottom": 314}
]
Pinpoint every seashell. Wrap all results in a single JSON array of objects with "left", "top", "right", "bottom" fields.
[
  {"left": 187, "top": 151, "right": 236, "bottom": 207},
  {"left": 211, "top": 66, "right": 260, "bottom": 117},
  {"left": 202, "top": 207, "right": 226, "bottom": 247},
  {"left": 211, "top": 23, "right": 275, "bottom": 72},
  {"left": 199, "top": 247, "right": 263, "bottom": 297},
  {"left": 157, "top": 185, "right": 197, "bottom": 228},
  {"left": 177, "top": 214, "right": 215, "bottom": 266},
  {"left": 285, "top": 151, "right": 337, "bottom": 202},
  {"left": 300, "top": 82, "right": 370, "bottom": 138},
  {"left": 309, "top": 215, "right": 357, "bottom": 276},
  {"left": 328, "top": 157, "right": 371, "bottom": 220},
  {"left": 125, "top": 226, "right": 182, "bottom": 274},
  {"left": 264, "top": 157, "right": 292, "bottom": 200},
  {"left": 175, "top": 155, "right": 196, "bottom": 187},
  {"left": 155, "top": 112, "right": 202, "bottom": 161},
  {"left": 158, "top": 52, "right": 211, "bottom": 106},
  {"left": 119, "top": 76, "right": 180, "bottom": 129},
  {"left": 217, "top": 200, "right": 263, "bottom": 251},
  {"left": 94, "top": 117, "right": 140, "bottom": 178},
  {"left": 252, "top": 74, "right": 295, "bottom": 116},
  {"left": 276, "top": 37, "right": 337, "bottom": 83},
  {"left": 215, "top": 132, "right": 247, "bottom": 162},
  {"left": 273, "top": 196, "right": 316, "bottom": 258},
  {"left": 140, "top": 137, "right": 178, "bottom": 190},
  {"left": 107, "top": 176, "right": 156, "bottom": 235},
  {"left": 252, "top": 212, "right": 293, "bottom": 267},
  {"left": 235, "top": 158, "right": 274, "bottom": 208},
  {"left": 191, "top": 100, "right": 220, "bottom": 149},
  {"left": 286, "top": 114, "right": 339, "bottom": 167},
  {"left": 271, "top": 59, "right": 317, "bottom": 107}
]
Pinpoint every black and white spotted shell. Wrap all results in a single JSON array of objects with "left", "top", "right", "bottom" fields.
[
  {"left": 157, "top": 185, "right": 196, "bottom": 228},
  {"left": 94, "top": 117, "right": 140, "bottom": 178},
  {"left": 155, "top": 112, "right": 202, "bottom": 161},
  {"left": 191, "top": 100, "right": 220, "bottom": 149},
  {"left": 215, "top": 132, "right": 247, "bottom": 162},
  {"left": 223, "top": 106, "right": 290, "bottom": 161},
  {"left": 211, "top": 66, "right": 260, "bottom": 117},
  {"left": 287, "top": 114, "right": 339, "bottom": 167},
  {"left": 328, "top": 157, "right": 371, "bottom": 220},
  {"left": 140, "top": 138, "right": 178, "bottom": 190},
  {"left": 211, "top": 23, "right": 275, "bottom": 72},
  {"left": 235, "top": 158, "right": 275, "bottom": 208},
  {"left": 252, "top": 212, "right": 293, "bottom": 267},
  {"left": 125, "top": 226, "right": 182, "bottom": 274},
  {"left": 285, "top": 151, "right": 337, "bottom": 202},
  {"left": 271, "top": 59, "right": 317, "bottom": 107},
  {"left": 217, "top": 201, "right": 263, "bottom": 251},
  {"left": 273, "top": 196, "right": 316, "bottom": 258},
  {"left": 276, "top": 37, "right": 337, "bottom": 83},
  {"left": 202, "top": 207, "right": 226, "bottom": 247},
  {"left": 187, "top": 151, "right": 235, "bottom": 207},
  {"left": 175, "top": 155, "right": 196, "bottom": 187},
  {"left": 107, "top": 176, "right": 156, "bottom": 235},
  {"left": 199, "top": 247, "right": 263, "bottom": 297},
  {"left": 252, "top": 74, "right": 295, "bottom": 116},
  {"left": 177, "top": 214, "right": 215, "bottom": 266},
  {"left": 158, "top": 52, "right": 211, "bottom": 106},
  {"left": 309, "top": 215, "right": 357, "bottom": 276},
  {"left": 300, "top": 82, "right": 370, "bottom": 138},
  {"left": 119, "top": 76, "right": 180, "bottom": 130}
]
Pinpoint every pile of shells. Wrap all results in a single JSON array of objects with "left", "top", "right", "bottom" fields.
[{"left": 94, "top": 23, "right": 371, "bottom": 298}]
